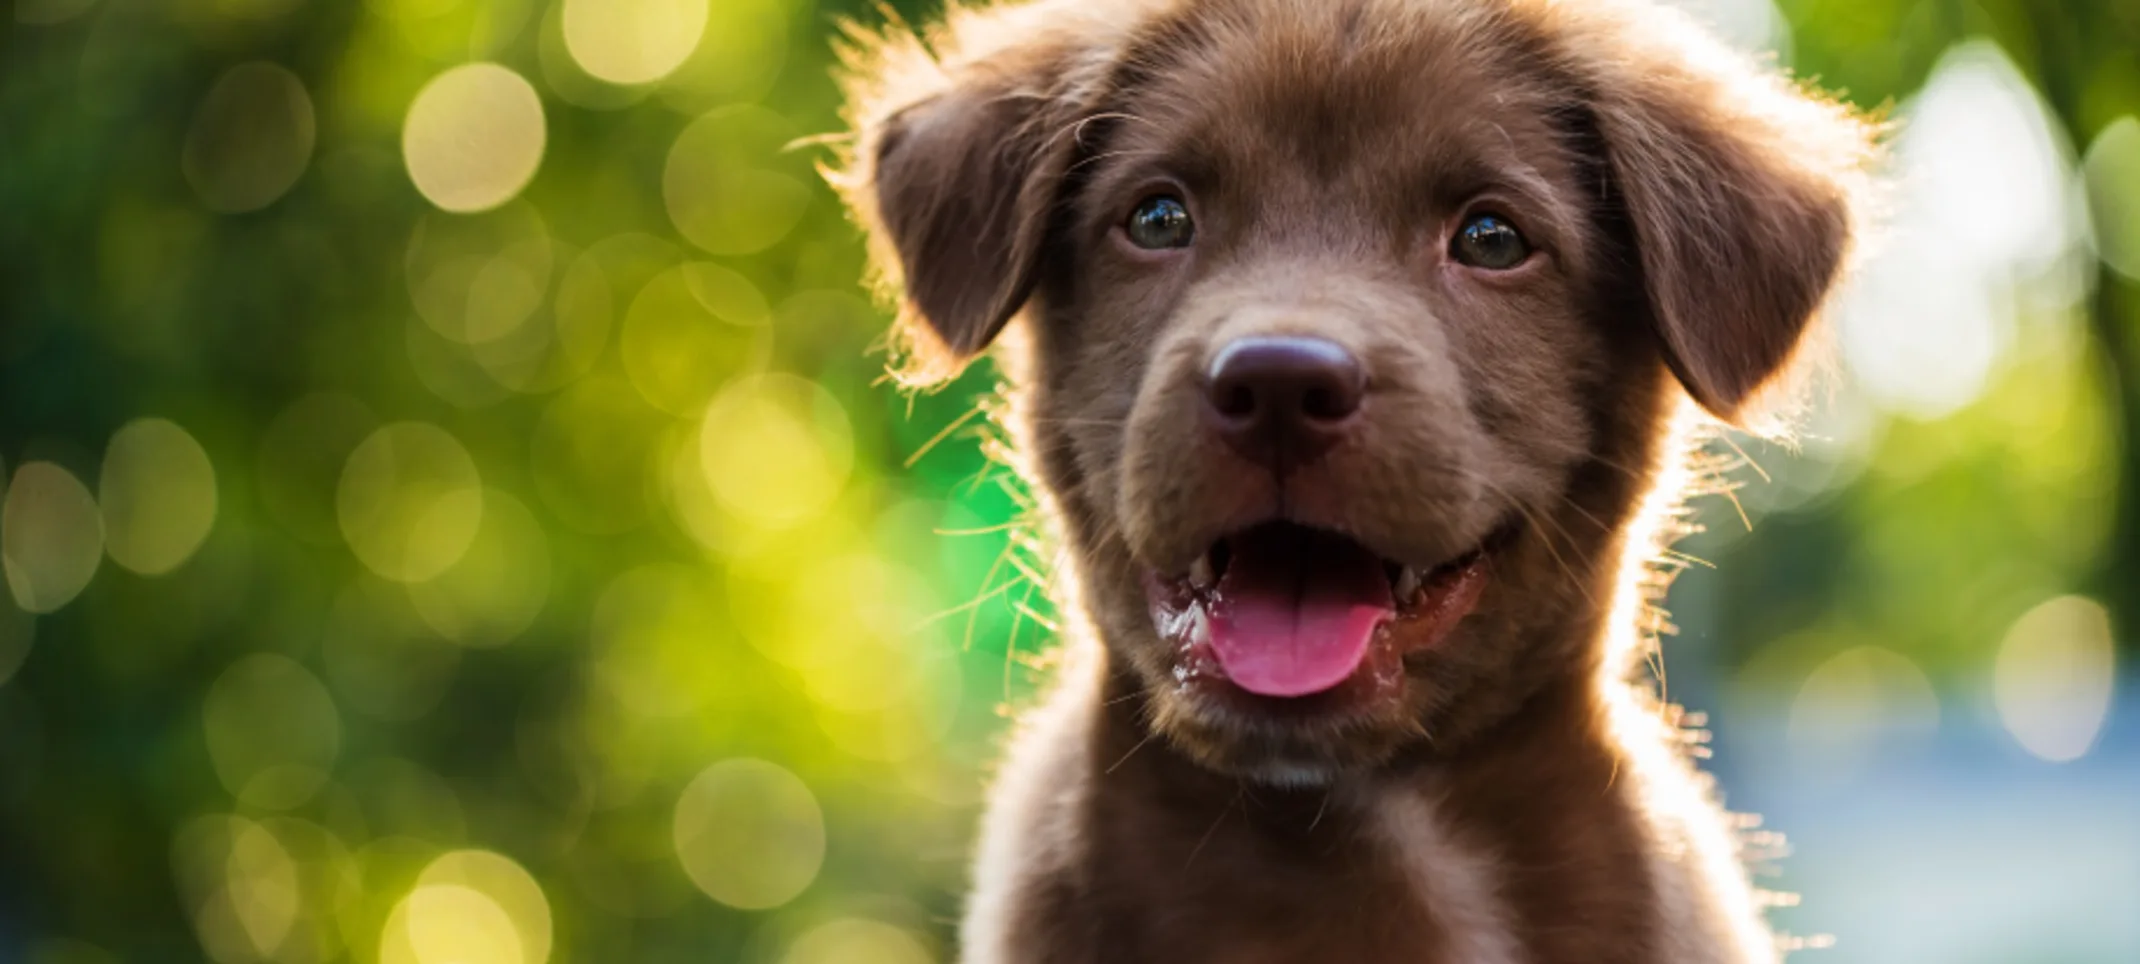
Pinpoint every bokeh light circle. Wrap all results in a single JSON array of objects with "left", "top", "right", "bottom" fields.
[
  {"left": 672, "top": 758, "right": 824, "bottom": 909},
  {"left": 529, "top": 377, "right": 666, "bottom": 534},
  {"left": 659, "top": 0, "right": 788, "bottom": 112},
  {"left": 171, "top": 815, "right": 303, "bottom": 963},
  {"left": 402, "top": 63, "right": 546, "bottom": 213},
  {"left": 476, "top": 232, "right": 673, "bottom": 393},
  {"left": 1994, "top": 595, "right": 2115, "bottom": 762},
  {"left": 746, "top": 551, "right": 936, "bottom": 713},
  {"left": 561, "top": 0, "right": 708, "bottom": 86},
  {"left": 405, "top": 203, "right": 554, "bottom": 345},
  {"left": 381, "top": 884, "right": 523, "bottom": 964},
  {"left": 781, "top": 919, "right": 935, "bottom": 964},
  {"left": 1786, "top": 646, "right": 1939, "bottom": 764},
  {"left": 588, "top": 565, "right": 746, "bottom": 718},
  {"left": 2084, "top": 116, "right": 2140, "bottom": 280},
  {"left": 663, "top": 106, "right": 811, "bottom": 256},
  {"left": 2, "top": 462, "right": 105, "bottom": 614},
  {"left": 336, "top": 422, "right": 484, "bottom": 583},
  {"left": 100, "top": 418, "right": 218, "bottom": 576},
  {"left": 407, "top": 489, "right": 551, "bottom": 647},
  {"left": 408, "top": 850, "right": 553, "bottom": 964},
  {"left": 202, "top": 654, "right": 341, "bottom": 809},
  {"left": 183, "top": 62, "right": 316, "bottom": 213},
  {"left": 698, "top": 374, "right": 853, "bottom": 528},
  {"left": 621, "top": 262, "right": 771, "bottom": 415}
]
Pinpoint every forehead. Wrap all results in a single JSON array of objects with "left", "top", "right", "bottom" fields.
[{"left": 1094, "top": 0, "right": 1579, "bottom": 211}]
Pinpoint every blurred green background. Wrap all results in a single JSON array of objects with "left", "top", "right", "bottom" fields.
[{"left": 0, "top": 0, "right": 2135, "bottom": 961}]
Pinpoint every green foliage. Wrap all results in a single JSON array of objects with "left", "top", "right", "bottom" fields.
[{"left": 0, "top": 0, "right": 2133, "bottom": 961}]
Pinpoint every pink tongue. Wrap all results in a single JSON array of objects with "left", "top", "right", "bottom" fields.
[{"left": 1209, "top": 528, "right": 1394, "bottom": 698}]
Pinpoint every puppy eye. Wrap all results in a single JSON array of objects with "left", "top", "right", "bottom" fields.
[
  {"left": 1126, "top": 195, "right": 1195, "bottom": 250},
  {"left": 1450, "top": 214, "right": 1531, "bottom": 270}
]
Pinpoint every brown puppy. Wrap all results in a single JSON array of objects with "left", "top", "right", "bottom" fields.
[{"left": 834, "top": 0, "right": 1877, "bottom": 960}]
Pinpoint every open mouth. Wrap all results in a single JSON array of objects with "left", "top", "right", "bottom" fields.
[{"left": 1144, "top": 521, "right": 1506, "bottom": 699}]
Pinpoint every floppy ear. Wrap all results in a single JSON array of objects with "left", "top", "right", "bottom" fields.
[
  {"left": 833, "top": 5, "right": 1124, "bottom": 382},
  {"left": 1563, "top": 5, "right": 1879, "bottom": 423}
]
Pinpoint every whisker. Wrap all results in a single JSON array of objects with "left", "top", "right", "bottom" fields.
[
  {"left": 1185, "top": 785, "right": 1244, "bottom": 869},
  {"left": 1106, "top": 731, "right": 1159, "bottom": 774}
]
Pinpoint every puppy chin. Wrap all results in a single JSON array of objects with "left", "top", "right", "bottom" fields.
[
  {"left": 1149, "top": 705, "right": 1418, "bottom": 786},
  {"left": 1128, "top": 659, "right": 1427, "bottom": 784}
]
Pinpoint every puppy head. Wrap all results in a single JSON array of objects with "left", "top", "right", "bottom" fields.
[{"left": 837, "top": 0, "right": 1875, "bottom": 782}]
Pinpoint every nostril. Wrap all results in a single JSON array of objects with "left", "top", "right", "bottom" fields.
[
  {"left": 1202, "top": 335, "right": 1364, "bottom": 468},
  {"left": 1205, "top": 336, "right": 1363, "bottom": 417},
  {"left": 1301, "top": 386, "right": 1342, "bottom": 421}
]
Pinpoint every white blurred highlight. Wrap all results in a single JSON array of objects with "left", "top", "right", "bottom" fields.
[
  {"left": 1836, "top": 41, "right": 2092, "bottom": 420},
  {"left": 1994, "top": 595, "right": 2116, "bottom": 763},
  {"left": 402, "top": 64, "right": 546, "bottom": 214},
  {"left": 562, "top": 0, "right": 707, "bottom": 86}
]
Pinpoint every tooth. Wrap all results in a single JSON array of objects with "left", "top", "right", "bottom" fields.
[
  {"left": 1394, "top": 567, "right": 1420, "bottom": 601},
  {"left": 1189, "top": 553, "right": 1215, "bottom": 589}
]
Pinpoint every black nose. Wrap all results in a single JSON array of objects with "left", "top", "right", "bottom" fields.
[{"left": 1204, "top": 335, "right": 1365, "bottom": 472}]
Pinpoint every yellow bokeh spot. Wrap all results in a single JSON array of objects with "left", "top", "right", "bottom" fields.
[
  {"left": 658, "top": 0, "right": 787, "bottom": 112},
  {"left": 475, "top": 232, "right": 671, "bottom": 393},
  {"left": 414, "top": 850, "right": 553, "bottom": 964},
  {"left": 1786, "top": 645, "right": 1940, "bottom": 765},
  {"left": 589, "top": 565, "right": 729, "bottom": 717},
  {"left": 203, "top": 654, "right": 341, "bottom": 810},
  {"left": 2085, "top": 116, "right": 2140, "bottom": 280},
  {"left": 402, "top": 63, "right": 545, "bottom": 214},
  {"left": 2, "top": 462, "right": 104, "bottom": 614},
  {"left": 621, "top": 263, "right": 770, "bottom": 415},
  {"left": 536, "top": 0, "right": 648, "bottom": 111},
  {"left": 337, "top": 422, "right": 484, "bottom": 583},
  {"left": 405, "top": 202, "right": 554, "bottom": 345},
  {"left": 673, "top": 758, "right": 824, "bottom": 910},
  {"left": 381, "top": 884, "right": 523, "bottom": 964},
  {"left": 744, "top": 551, "right": 936, "bottom": 712},
  {"left": 783, "top": 919, "right": 935, "bottom": 964},
  {"left": 529, "top": 376, "right": 666, "bottom": 534},
  {"left": 561, "top": 0, "right": 707, "bottom": 86},
  {"left": 407, "top": 489, "right": 551, "bottom": 647},
  {"left": 366, "top": 0, "right": 462, "bottom": 22},
  {"left": 101, "top": 417, "right": 218, "bottom": 576},
  {"left": 1994, "top": 595, "right": 2116, "bottom": 762},
  {"left": 173, "top": 816, "right": 302, "bottom": 964},
  {"left": 663, "top": 107, "right": 810, "bottom": 256},
  {"left": 698, "top": 374, "right": 853, "bottom": 529},
  {"left": 183, "top": 61, "right": 315, "bottom": 213}
]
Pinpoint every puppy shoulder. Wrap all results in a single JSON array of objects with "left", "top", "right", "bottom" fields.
[
  {"left": 959, "top": 646, "right": 1106, "bottom": 963},
  {"left": 1611, "top": 732, "right": 1785, "bottom": 964}
]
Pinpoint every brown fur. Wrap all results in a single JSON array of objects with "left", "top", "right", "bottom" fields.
[{"left": 830, "top": 0, "right": 1878, "bottom": 960}]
